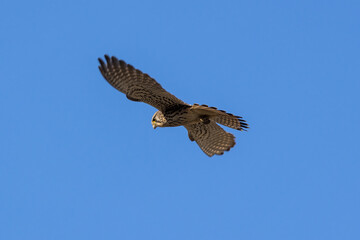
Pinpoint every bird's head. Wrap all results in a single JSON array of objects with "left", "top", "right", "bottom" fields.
[{"left": 151, "top": 111, "right": 166, "bottom": 129}]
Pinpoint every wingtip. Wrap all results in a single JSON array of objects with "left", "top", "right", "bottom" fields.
[
  {"left": 104, "top": 54, "right": 111, "bottom": 63},
  {"left": 98, "top": 58, "right": 106, "bottom": 70},
  {"left": 111, "top": 56, "right": 118, "bottom": 62}
]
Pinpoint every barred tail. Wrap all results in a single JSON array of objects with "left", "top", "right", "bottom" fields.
[{"left": 185, "top": 122, "right": 236, "bottom": 157}]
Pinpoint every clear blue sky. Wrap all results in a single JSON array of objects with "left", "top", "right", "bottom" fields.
[{"left": 1, "top": 0, "right": 359, "bottom": 239}]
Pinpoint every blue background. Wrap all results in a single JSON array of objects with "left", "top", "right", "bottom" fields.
[{"left": 1, "top": 0, "right": 359, "bottom": 239}]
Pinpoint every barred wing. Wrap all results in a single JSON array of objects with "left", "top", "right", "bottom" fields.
[
  {"left": 98, "top": 55, "right": 188, "bottom": 112},
  {"left": 190, "top": 104, "right": 249, "bottom": 131}
]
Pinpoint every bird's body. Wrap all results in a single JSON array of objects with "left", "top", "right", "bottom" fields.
[
  {"left": 153, "top": 105, "right": 193, "bottom": 127},
  {"left": 98, "top": 55, "right": 248, "bottom": 157}
]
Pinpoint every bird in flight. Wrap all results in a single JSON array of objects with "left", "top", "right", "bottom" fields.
[{"left": 98, "top": 55, "right": 248, "bottom": 157}]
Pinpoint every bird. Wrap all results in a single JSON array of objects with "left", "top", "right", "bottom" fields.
[{"left": 98, "top": 55, "right": 248, "bottom": 157}]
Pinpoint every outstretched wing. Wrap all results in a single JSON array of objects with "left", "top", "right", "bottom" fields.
[
  {"left": 98, "top": 55, "right": 188, "bottom": 112},
  {"left": 190, "top": 104, "right": 249, "bottom": 131},
  {"left": 185, "top": 121, "right": 236, "bottom": 157}
]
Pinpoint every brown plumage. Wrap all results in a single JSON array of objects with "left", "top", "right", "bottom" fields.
[
  {"left": 98, "top": 55, "right": 186, "bottom": 112},
  {"left": 98, "top": 55, "right": 248, "bottom": 157},
  {"left": 185, "top": 122, "right": 236, "bottom": 157}
]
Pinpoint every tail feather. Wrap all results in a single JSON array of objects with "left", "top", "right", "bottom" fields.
[{"left": 185, "top": 121, "right": 235, "bottom": 157}]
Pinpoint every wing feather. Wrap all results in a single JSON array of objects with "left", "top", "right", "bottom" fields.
[
  {"left": 190, "top": 104, "right": 249, "bottom": 131},
  {"left": 98, "top": 55, "right": 188, "bottom": 112}
]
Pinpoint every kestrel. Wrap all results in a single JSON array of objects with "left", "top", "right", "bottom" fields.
[{"left": 98, "top": 55, "right": 248, "bottom": 157}]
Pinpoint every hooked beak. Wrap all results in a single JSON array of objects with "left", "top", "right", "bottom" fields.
[{"left": 152, "top": 121, "right": 157, "bottom": 129}]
